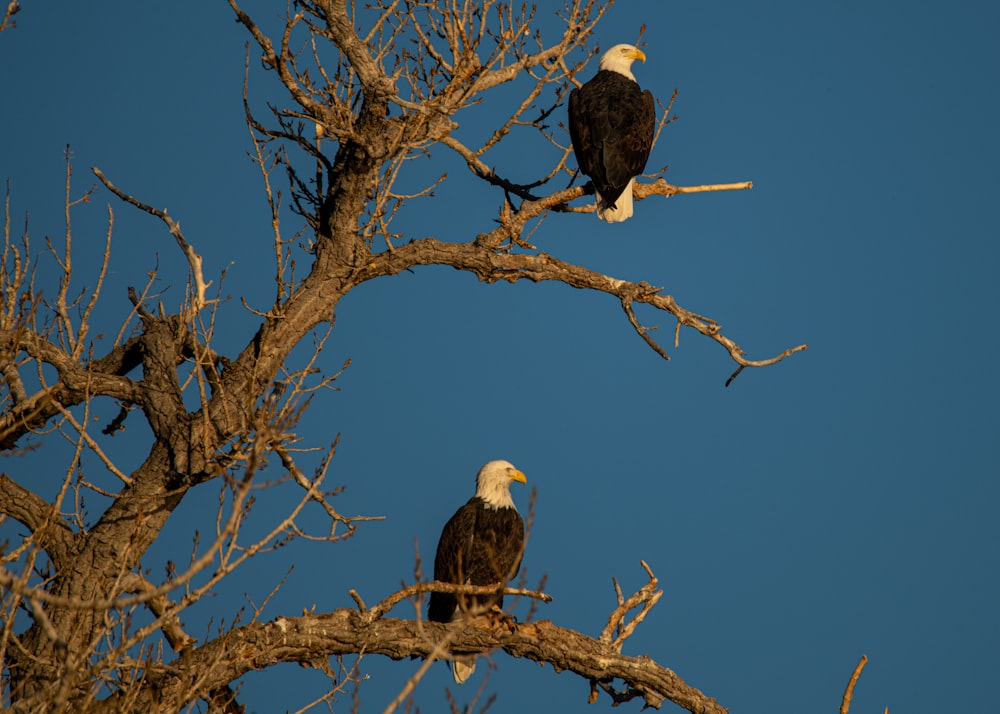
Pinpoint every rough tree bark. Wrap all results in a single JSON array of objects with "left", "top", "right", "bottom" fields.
[{"left": 0, "top": 2, "right": 807, "bottom": 712}]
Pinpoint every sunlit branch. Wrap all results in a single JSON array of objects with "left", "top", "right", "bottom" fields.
[
  {"left": 361, "top": 580, "right": 553, "bottom": 623},
  {"left": 92, "top": 168, "right": 214, "bottom": 316},
  {"left": 0, "top": 1, "right": 19, "bottom": 34}
]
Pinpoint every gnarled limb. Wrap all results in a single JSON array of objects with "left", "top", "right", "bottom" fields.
[
  {"left": 357, "top": 237, "right": 808, "bottom": 374},
  {"left": 0, "top": 474, "right": 75, "bottom": 567},
  {"left": 95, "top": 565, "right": 724, "bottom": 714}
]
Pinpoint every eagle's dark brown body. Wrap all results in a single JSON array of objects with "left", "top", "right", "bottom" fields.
[{"left": 428, "top": 495, "right": 524, "bottom": 623}]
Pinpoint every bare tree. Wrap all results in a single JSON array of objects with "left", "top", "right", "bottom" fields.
[{"left": 1, "top": 2, "right": 810, "bottom": 712}]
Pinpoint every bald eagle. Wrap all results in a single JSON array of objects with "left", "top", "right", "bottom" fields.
[
  {"left": 428, "top": 460, "right": 527, "bottom": 684},
  {"left": 568, "top": 44, "right": 656, "bottom": 222}
]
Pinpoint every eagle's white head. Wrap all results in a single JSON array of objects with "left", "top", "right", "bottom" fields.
[
  {"left": 475, "top": 460, "right": 527, "bottom": 510},
  {"left": 599, "top": 43, "right": 647, "bottom": 81}
]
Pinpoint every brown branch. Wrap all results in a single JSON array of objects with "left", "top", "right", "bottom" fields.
[
  {"left": 841, "top": 654, "right": 868, "bottom": 714},
  {"left": 598, "top": 561, "right": 662, "bottom": 651},
  {"left": 362, "top": 580, "right": 552, "bottom": 623},
  {"left": 317, "top": 0, "right": 395, "bottom": 99},
  {"left": 0, "top": 329, "right": 136, "bottom": 401},
  {"left": 228, "top": 0, "right": 320, "bottom": 117},
  {"left": 0, "top": 333, "right": 142, "bottom": 450},
  {"left": 92, "top": 168, "right": 214, "bottom": 315},
  {"left": 621, "top": 296, "right": 670, "bottom": 361},
  {"left": 0, "top": 474, "right": 75, "bottom": 567},
  {"left": 90, "top": 564, "right": 708, "bottom": 712},
  {"left": 116, "top": 573, "right": 196, "bottom": 652},
  {"left": 635, "top": 179, "right": 753, "bottom": 198},
  {"left": 0, "top": 1, "right": 18, "bottom": 34},
  {"left": 94, "top": 607, "right": 724, "bottom": 714},
  {"left": 359, "top": 238, "right": 807, "bottom": 375}
]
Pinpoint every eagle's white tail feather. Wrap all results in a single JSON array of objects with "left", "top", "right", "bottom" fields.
[
  {"left": 596, "top": 181, "right": 634, "bottom": 223},
  {"left": 452, "top": 656, "right": 476, "bottom": 684}
]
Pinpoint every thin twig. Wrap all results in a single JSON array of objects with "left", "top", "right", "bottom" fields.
[
  {"left": 0, "top": 1, "right": 19, "bottom": 34},
  {"left": 364, "top": 580, "right": 552, "bottom": 623},
  {"left": 840, "top": 654, "right": 868, "bottom": 714}
]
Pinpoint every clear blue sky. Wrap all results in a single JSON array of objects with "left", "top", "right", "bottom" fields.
[{"left": 2, "top": 2, "right": 998, "bottom": 713}]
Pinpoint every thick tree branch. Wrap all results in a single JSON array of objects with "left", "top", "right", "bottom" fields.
[
  {"left": 0, "top": 329, "right": 139, "bottom": 402},
  {"left": 0, "top": 474, "right": 75, "bottom": 566},
  {"left": 0, "top": 329, "right": 142, "bottom": 450},
  {"left": 88, "top": 565, "right": 720, "bottom": 713},
  {"left": 316, "top": 0, "right": 395, "bottom": 99},
  {"left": 358, "top": 238, "right": 807, "bottom": 374},
  {"left": 98, "top": 609, "right": 725, "bottom": 714}
]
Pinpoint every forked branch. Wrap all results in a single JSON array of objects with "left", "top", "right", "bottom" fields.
[{"left": 599, "top": 560, "right": 662, "bottom": 651}]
